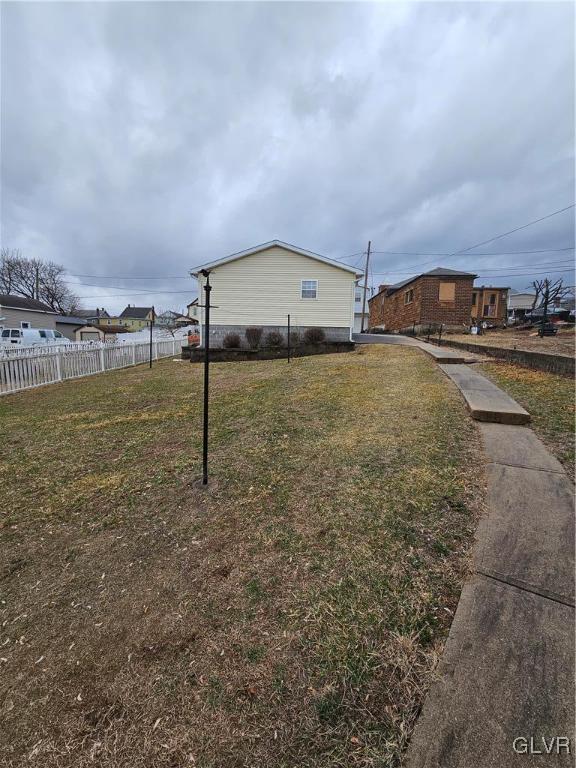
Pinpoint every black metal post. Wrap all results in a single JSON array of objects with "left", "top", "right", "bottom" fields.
[
  {"left": 438, "top": 323, "right": 443, "bottom": 346},
  {"left": 287, "top": 314, "right": 290, "bottom": 363},
  {"left": 201, "top": 272, "right": 212, "bottom": 485},
  {"left": 149, "top": 305, "right": 155, "bottom": 368}
]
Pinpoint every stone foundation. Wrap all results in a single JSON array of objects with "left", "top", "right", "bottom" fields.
[{"left": 200, "top": 324, "right": 351, "bottom": 348}]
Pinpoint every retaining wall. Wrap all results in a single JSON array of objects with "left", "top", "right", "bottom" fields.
[
  {"left": 183, "top": 341, "right": 355, "bottom": 362},
  {"left": 428, "top": 338, "right": 574, "bottom": 376}
]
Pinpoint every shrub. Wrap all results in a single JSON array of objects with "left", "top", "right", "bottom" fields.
[
  {"left": 245, "top": 327, "right": 263, "bottom": 349},
  {"left": 223, "top": 332, "right": 241, "bottom": 349},
  {"left": 289, "top": 330, "right": 301, "bottom": 347},
  {"left": 265, "top": 330, "right": 284, "bottom": 347},
  {"left": 303, "top": 327, "right": 326, "bottom": 345}
]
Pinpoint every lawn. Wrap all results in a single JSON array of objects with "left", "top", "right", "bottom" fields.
[
  {"left": 448, "top": 326, "right": 575, "bottom": 357},
  {"left": 0, "top": 346, "right": 483, "bottom": 768},
  {"left": 480, "top": 361, "right": 575, "bottom": 481}
]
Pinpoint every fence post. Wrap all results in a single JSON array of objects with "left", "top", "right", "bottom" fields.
[
  {"left": 99, "top": 345, "right": 105, "bottom": 372},
  {"left": 55, "top": 349, "right": 63, "bottom": 382},
  {"left": 154, "top": 340, "right": 158, "bottom": 360},
  {"left": 132, "top": 344, "right": 136, "bottom": 366}
]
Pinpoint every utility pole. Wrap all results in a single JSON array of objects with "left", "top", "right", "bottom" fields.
[
  {"left": 149, "top": 306, "right": 155, "bottom": 368},
  {"left": 360, "top": 240, "right": 371, "bottom": 333},
  {"left": 200, "top": 270, "right": 212, "bottom": 485},
  {"left": 35, "top": 264, "right": 40, "bottom": 300}
]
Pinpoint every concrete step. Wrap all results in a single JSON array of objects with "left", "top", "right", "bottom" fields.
[
  {"left": 413, "top": 341, "right": 480, "bottom": 364},
  {"left": 439, "top": 364, "right": 531, "bottom": 424}
]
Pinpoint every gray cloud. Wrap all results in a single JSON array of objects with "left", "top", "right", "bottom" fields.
[{"left": 1, "top": 1, "right": 574, "bottom": 312}]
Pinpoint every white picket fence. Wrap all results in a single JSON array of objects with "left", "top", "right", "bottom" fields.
[{"left": 0, "top": 339, "right": 182, "bottom": 396}]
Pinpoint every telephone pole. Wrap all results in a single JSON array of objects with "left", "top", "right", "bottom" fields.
[{"left": 360, "top": 240, "right": 371, "bottom": 333}]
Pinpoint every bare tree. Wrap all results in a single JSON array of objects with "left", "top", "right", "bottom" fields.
[
  {"left": 531, "top": 277, "right": 572, "bottom": 310},
  {"left": 0, "top": 249, "right": 79, "bottom": 313}
]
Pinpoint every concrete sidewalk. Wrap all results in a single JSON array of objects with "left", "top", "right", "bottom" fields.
[
  {"left": 405, "top": 386, "right": 575, "bottom": 765},
  {"left": 353, "top": 333, "right": 484, "bottom": 364}
]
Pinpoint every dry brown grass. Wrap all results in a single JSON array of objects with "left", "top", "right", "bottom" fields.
[
  {"left": 449, "top": 326, "right": 575, "bottom": 357},
  {"left": 0, "top": 346, "right": 484, "bottom": 767},
  {"left": 480, "top": 361, "right": 575, "bottom": 481}
]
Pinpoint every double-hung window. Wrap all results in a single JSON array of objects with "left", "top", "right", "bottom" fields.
[{"left": 301, "top": 279, "right": 318, "bottom": 299}]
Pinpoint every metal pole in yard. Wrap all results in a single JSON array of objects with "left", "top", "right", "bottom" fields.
[
  {"left": 149, "top": 306, "right": 155, "bottom": 368},
  {"left": 287, "top": 314, "right": 291, "bottom": 363},
  {"left": 201, "top": 270, "right": 212, "bottom": 485},
  {"left": 438, "top": 323, "right": 443, "bottom": 346},
  {"left": 360, "top": 241, "right": 371, "bottom": 334}
]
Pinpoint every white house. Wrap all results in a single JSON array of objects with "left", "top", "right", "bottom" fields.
[
  {"left": 190, "top": 241, "right": 362, "bottom": 346},
  {"left": 508, "top": 290, "right": 536, "bottom": 322}
]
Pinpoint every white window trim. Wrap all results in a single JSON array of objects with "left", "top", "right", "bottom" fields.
[{"left": 301, "top": 279, "right": 318, "bottom": 300}]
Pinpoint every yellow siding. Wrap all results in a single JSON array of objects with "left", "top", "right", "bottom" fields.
[{"left": 197, "top": 246, "right": 355, "bottom": 328}]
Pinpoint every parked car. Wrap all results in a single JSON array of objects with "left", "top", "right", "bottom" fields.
[{"left": 0, "top": 328, "right": 71, "bottom": 345}]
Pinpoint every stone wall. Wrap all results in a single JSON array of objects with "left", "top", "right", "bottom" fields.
[
  {"left": 183, "top": 341, "right": 355, "bottom": 362},
  {"left": 429, "top": 338, "right": 575, "bottom": 376}
]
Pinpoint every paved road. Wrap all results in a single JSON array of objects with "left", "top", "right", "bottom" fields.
[{"left": 352, "top": 333, "right": 419, "bottom": 345}]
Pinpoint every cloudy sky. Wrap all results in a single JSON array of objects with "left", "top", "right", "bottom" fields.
[{"left": 2, "top": 1, "right": 574, "bottom": 313}]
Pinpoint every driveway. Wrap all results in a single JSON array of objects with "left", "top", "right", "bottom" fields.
[{"left": 352, "top": 333, "right": 419, "bottom": 346}]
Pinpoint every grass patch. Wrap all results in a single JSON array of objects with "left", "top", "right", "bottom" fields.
[
  {"left": 480, "top": 361, "right": 575, "bottom": 480},
  {"left": 0, "top": 347, "right": 483, "bottom": 767}
]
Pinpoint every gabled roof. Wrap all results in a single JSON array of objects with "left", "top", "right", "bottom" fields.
[
  {"left": 75, "top": 308, "right": 110, "bottom": 318},
  {"left": 190, "top": 240, "right": 362, "bottom": 277},
  {"left": 55, "top": 315, "right": 88, "bottom": 325},
  {"left": 369, "top": 266, "right": 477, "bottom": 300},
  {"left": 0, "top": 294, "right": 57, "bottom": 313},
  {"left": 119, "top": 306, "right": 153, "bottom": 319}
]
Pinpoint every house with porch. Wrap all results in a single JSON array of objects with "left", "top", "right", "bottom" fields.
[{"left": 471, "top": 286, "right": 509, "bottom": 327}]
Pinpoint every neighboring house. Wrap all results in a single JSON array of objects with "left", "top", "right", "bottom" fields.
[
  {"left": 471, "top": 286, "right": 509, "bottom": 326},
  {"left": 187, "top": 299, "right": 200, "bottom": 325},
  {"left": 368, "top": 268, "right": 477, "bottom": 333},
  {"left": 0, "top": 293, "right": 59, "bottom": 331},
  {"left": 190, "top": 240, "right": 362, "bottom": 346},
  {"left": 55, "top": 315, "right": 88, "bottom": 340},
  {"left": 354, "top": 284, "right": 373, "bottom": 334},
  {"left": 174, "top": 314, "right": 192, "bottom": 327},
  {"left": 508, "top": 291, "right": 536, "bottom": 323},
  {"left": 156, "top": 310, "right": 181, "bottom": 327},
  {"left": 104, "top": 306, "right": 154, "bottom": 331},
  {"left": 75, "top": 308, "right": 110, "bottom": 323}
]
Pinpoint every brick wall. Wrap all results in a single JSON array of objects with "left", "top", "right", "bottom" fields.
[{"left": 368, "top": 276, "right": 475, "bottom": 332}]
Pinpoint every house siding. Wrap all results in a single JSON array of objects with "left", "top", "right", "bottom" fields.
[
  {"left": 0, "top": 306, "right": 57, "bottom": 330},
  {"left": 196, "top": 245, "right": 356, "bottom": 331}
]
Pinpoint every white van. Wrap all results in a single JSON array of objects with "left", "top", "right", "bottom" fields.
[{"left": 0, "top": 328, "right": 70, "bottom": 345}]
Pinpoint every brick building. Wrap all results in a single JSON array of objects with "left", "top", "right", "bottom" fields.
[
  {"left": 471, "top": 286, "right": 509, "bottom": 326},
  {"left": 368, "top": 267, "right": 477, "bottom": 333}
]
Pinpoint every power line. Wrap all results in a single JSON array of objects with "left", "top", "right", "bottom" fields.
[
  {"left": 370, "top": 259, "right": 574, "bottom": 276},
  {"left": 370, "top": 246, "right": 574, "bottom": 256},
  {"left": 446, "top": 203, "right": 575, "bottom": 257}
]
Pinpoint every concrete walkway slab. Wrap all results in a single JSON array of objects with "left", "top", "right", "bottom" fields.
[
  {"left": 405, "top": 370, "right": 574, "bottom": 766},
  {"left": 405, "top": 575, "right": 575, "bottom": 768},
  {"left": 476, "top": 463, "right": 575, "bottom": 605},
  {"left": 478, "top": 423, "right": 566, "bottom": 473},
  {"left": 440, "top": 365, "right": 531, "bottom": 424}
]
